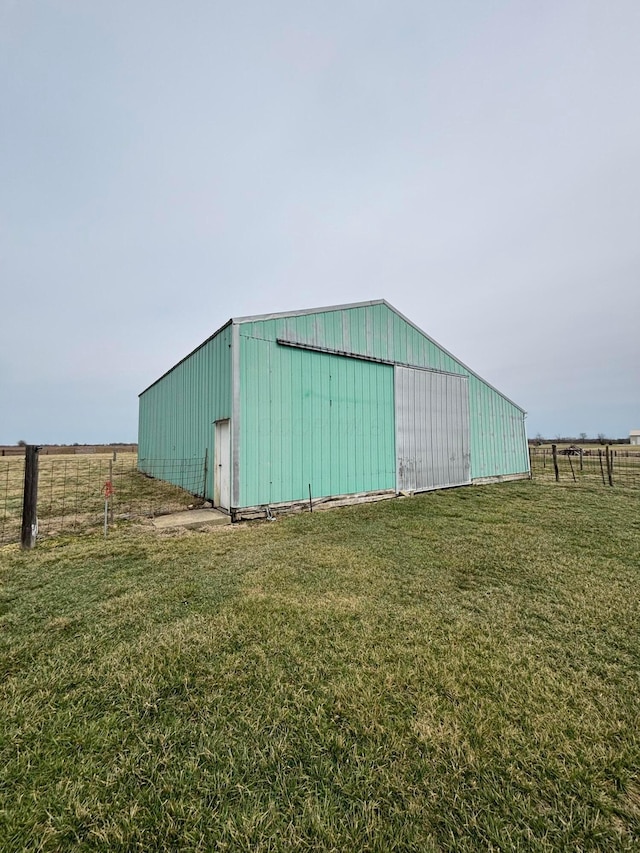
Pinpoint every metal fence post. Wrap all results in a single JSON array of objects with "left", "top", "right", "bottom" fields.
[{"left": 203, "top": 449, "right": 208, "bottom": 500}]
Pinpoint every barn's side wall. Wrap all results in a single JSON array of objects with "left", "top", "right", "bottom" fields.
[
  {"left": 238, "top": 303, "right": 528, "bottom": 492},
  {"left": 138, "top": 325, "right": 231, "bottom": 498},
  {"left": 468, "top": 375, "right": 529, "bottom": 479},
  {"left": 238, "top": 335, "right": 395, "bottom": 507}
]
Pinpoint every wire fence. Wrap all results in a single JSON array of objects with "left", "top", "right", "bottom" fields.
[
  {"left": 0, "top": 452, "right": 207, "bottom": 547},
  {"left": 0, "top": 454, "right": 25, "bottom": 547},
  {"left": 4, "top": 444, "right": 637, "bottom": 547},
  {"left": 530, "top": 446, "right": 640, "bottom": 488}
]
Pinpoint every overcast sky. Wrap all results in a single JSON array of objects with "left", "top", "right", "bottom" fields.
[{"left": 1, "top": 0, "right": 639, "bottom": 444}]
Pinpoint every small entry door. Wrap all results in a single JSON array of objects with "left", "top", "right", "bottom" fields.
[{"left": 214, "top": 419, "right": 230, "bottom": 510}]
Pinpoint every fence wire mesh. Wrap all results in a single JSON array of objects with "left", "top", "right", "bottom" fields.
[
  {"left": 0, "top": 453, "right": 207, "bottom": 546},
  {"left": 530, "top": 447, "right": 640, "bottom": 488},
  {"left": 0, "top": 455, "right": 25, "bottom": 547}
]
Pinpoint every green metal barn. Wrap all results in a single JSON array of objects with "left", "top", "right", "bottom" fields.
[{"left": 138, "top": 300, "right": 529, "bottom": 519}]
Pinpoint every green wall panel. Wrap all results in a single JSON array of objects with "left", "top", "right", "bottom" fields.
[
  {"left": 138, "top": 324, "right": 231, "bottom": 498},
  {"left": 239, "top": 336, "right": 396, "bottom": 507}
]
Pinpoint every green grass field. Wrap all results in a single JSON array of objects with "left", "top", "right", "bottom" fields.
[{"left": 1, "top": 481, "right": 639, "bottom": 851}]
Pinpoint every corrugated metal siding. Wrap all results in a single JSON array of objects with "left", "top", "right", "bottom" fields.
[
  {"left": 239, "top": 336, "right": 395, "bottom": 507},
  {"left": 395, "top": 367, "right": 470, "bottom": 491},
  {"left": 468, "top": 375, "right": 529, "bottom": 478},
  {"left": 240, "top": 302, "right": 459, "bottom": 372},
  {"left": 138, "top": 324, "right": 231, "bottom": 498},
  {"left": 238, "top": 303, "right": 528, "bottom": 481}
]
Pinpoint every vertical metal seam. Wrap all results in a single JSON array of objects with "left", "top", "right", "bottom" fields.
[
  {"left": 394, "top": 366, "right": 400, "bottom": 493},
  {"left": 231, "top": 322, "right": 241, "bottom": 509}
]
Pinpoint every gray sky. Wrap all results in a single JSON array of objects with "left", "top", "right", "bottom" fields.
[{"left": 2, "top": 0, "right": 639, "bottom": 444}]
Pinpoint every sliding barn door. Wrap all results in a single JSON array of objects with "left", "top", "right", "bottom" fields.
[{"left": 395, "top": 367, "right": 471, "bottom": 492}]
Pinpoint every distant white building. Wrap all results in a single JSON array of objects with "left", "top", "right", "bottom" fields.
[{"left": 630, "top": 430, "right": 640, "bottom": 446}]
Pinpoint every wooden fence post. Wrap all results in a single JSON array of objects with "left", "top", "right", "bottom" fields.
[
  {"left": 552, "top": 444, "right": 559, "bottom": 482},
  {"left": 20, "top": 445, "right": 40, "bottom": 549},
  {"left": 598, "top": 450, "right": 606, "bottom": 485}
]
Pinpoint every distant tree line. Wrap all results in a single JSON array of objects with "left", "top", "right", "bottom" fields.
[
  {"left": 14, "top": 441, "right": 136, "bottom": 448},
  {"left": 530, "top": 434, "right": 630, "bottom": 446}
]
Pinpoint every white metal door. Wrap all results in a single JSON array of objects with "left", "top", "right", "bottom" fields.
[
  {"left": 395, "top": 367, "right": 470, "bottom": 492},
  {"left": 214, "top": 419, "right": 230, "bottom": 510}
]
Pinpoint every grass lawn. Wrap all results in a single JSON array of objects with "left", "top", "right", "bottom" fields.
[{"left": 1, "top": 481, "right": 639, "bottom": 851}]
